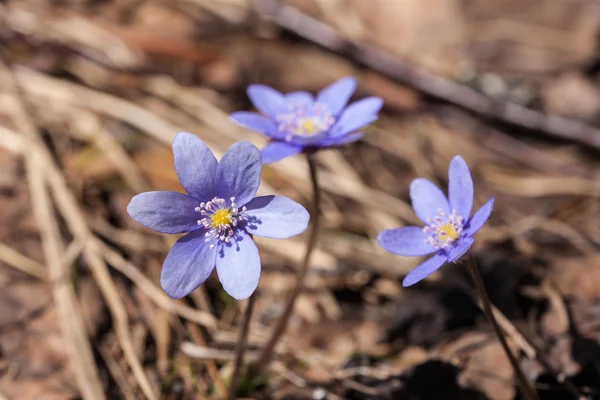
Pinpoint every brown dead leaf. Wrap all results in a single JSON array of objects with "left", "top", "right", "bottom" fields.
[
  {"left": 463, "top": 0, "right": 600, "bottom": 73},
  {"left": 132, "top": 2, "right": 195, "bottom": 40},
  {"left": 454, "top": 333, "right": 515, "bottom": 400},
  {"left": 388, "top": 346, "right": 429, "bottom": 374},
  {"left": 0, "top": 304, "right": 80, "bottom": 400},
  {"left": 0, "top": 281, "right": 51, "bottom": 327},
  {"left": 540, "top": 281, "right": 569, "bottom": 338},
  {"left": 550, "top": 254, "right": 600, "bottom": 301},
  {"left": 288, "top": 319, "right": 385, "bottom": 369},
  {"left": 542, "top": 73, "right": 600, "bottom": 120}
]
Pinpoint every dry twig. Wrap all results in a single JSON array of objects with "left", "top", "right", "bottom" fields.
[
  {"left": 254, "top": 0, "right": 600, "bottom": 151},
  {"left": 1, "top": 63, "right": 159, "bottom": 400},
  {"left": 0, "top": 62, "right": 107, "bottom": 400}
]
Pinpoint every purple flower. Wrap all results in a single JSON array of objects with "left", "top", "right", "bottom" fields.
[
  {"left": 230, "top": 77, "right": 383, "bottom": 163},
  {"left": 377, "top": 156, "right": 494, "bottom": 287},
  {"left": 127, "top": 132, "right": 310, "bottom": 300}
]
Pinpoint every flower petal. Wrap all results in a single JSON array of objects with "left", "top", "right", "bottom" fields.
[
  {"left": 464, "top": 196, "right": 494, "bottom": 236},
  {"left": 127, "top": 191, "right": 201, "bottom": 234},
  {"left": 216, "top": 231, "right": 261, "bottom": 300},
  {"left": 331, "top": 97, "right": 383, "bottom": 136},
  {"left": 377, "top": 226, "right": 437, "bottom": 257},
  {"left": 244, "top": 195, "right": 310, "bottom": 239},
  {"left": 409, "top": 178, "right": 450, "bottom": 224},
  {"left": 229, "top": 112, "right": 283, "bottom": 139},
  {"left": 332, "top": 115, "right": 378, "bottom": 137},
  {"left": 316, "top": 77, "right": 357, "bottom": 115},
  {"left": 261, "top": 141, "right": 303, "bottom": 164},
  {"left": 448, "top": 156, "right": 474, "bottom": 218},
  {"left": 316, "top": 132, "right": 364, "bottom": 147},
  {"left": 447, "top": 236, "right": 474, "bottom": 262},
  {"left": 247, "top": 84, "right": 288, "bottom": 118},
  {"left": 402, "top": 252, "right": 447, "bottom": 287},
  {"left": 173, "top": 132, "right": 217, "bottom": 201},
  {"left": 285, "top": 91, "right": 313, "bottom": 106},
  {"left": 216, "top": 141, "right": 261, "bottom": 206},
  {"left": 160, "top": 229, "right": 216, "bottom": 298},
  {"left": 286, "top": 132, "right": 328, "bottom": 146}
]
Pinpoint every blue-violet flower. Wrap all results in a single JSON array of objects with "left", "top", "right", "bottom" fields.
[
  {"left": 229, "top": 77, "right": 383, "bottom": 163},
  {"left": 127, "top": 132, "right": 310, "bottom": 300},
  {"left": 377, "top": 156, "right": 494, "bottom": 287}
]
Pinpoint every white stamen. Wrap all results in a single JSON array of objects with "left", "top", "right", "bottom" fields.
[
  {"left": 276, "top": 101, "right": 336, "bottom": 139},
  {"left": 422, "top": 208, "right": 464, "bottom": 250},
  {"left": 194, "top": 196, "right": 247, "bottom": 250}
]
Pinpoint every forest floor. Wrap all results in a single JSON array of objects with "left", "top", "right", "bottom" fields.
[{"left": 2, "top": 0, "right": 600, "bottom": 399}]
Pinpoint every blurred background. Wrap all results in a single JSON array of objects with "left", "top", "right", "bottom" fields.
[{"left": 2, "top": 0, "right": 600, "bottom": 399}]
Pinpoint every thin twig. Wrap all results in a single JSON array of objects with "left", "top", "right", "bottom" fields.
[
  {"left": 467, "top": 253, "right": 539, "bottom": 400},
  {"left": 98, "top": 240, "right": 217, "bottom": 329},
  {"left": 0, "top": 61, "right": 107, "bottom": 400},
  {"left": 255, "top": 152, "right": 321, "bottom": 373},
  {"left": 97, "top": 344, "right": 138, "bottom": 400},
  {"left": 228, "top": 294, "right": 258, "bottom": 400},
  {"left": 255, "top": 0, "right": 600, "bottom": 151},
  {"left": 181, "top": 342, "right": 259, "bottom": 362},
  {"left": 47, "top": 156, "right": 159, "bottom": 400},
  {"left": 0, "top": 241, "right": 48, "bottom": 281},
  {"left": 1, "top": 63, "right": 159, "bottom": 400},
  {"left": 185, "top": 323, "right": 229, "bottom": 396},
  {"left": 467, "top": 264, "right": 582, "bottom": 399}
]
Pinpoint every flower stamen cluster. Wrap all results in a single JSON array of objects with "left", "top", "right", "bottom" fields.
[
  {"left": 276, "top": 102, "right": 335, "bottom": 141},
  {"left": 423, "top": 209, "right": 463, "bottom": 249},
  {"left": 196, "top": 197, "right": 247, "bottom": 249}
]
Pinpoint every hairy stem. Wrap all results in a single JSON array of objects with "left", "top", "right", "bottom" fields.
[
  {"left": 228, "top": 293, "right": 257, "bottom": 400},
  {"left": 254, "top": 151, "right": 321, "bottom": 373},
  {"left": 467, "top": 253, "right": 539, "bottom": 400}
]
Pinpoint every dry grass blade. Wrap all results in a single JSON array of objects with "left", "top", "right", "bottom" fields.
[
  {"left": 482, "top": 166, "right": 600, "bottom": 197},
  {"left": 0, "top": 125, "right": 24, "bottom": 153},
  {"left": 91, "top": 128, "right": 149, "bottom": 193},
  {"left": 256, "top": 0, "right": 600, "bottom": 151},
  {"left": 181, "top": 342, "right": 259, "bottom": 362},
  {"left": 186, "top": 322, "right": 228, "bottom": 396},
  {"left": 27, "top": 147, "right": 107, "bottom": 400},
  {"left": 98, "top": 240, "right": 217, "bottom": 330},
  {"left": 0, "top": 62, "right": 107, "bottom": 400},
  {"left": 15, "top": 66, "right": 178, "bottom": 145},
  {"left": 46, "top": 147, "right": 159, "bottom": 400},
  {"left": 97, "top": 344, "right": 137, "bottom": 400},
  {"left": 180, "top": 0, "right": 249, "bottom": 23},
  {"left": 17, "top": 68, "right": 418, "bottom": 228},
  {"left": 1, "top": 64, "right": 158, "bottom": 400},
  {"left": 0, "top": 241, "right": 48, "bottom": 281}
]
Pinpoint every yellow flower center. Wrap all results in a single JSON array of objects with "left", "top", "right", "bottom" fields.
[
  {"left": 210, "top": 208, "right": 231, "bottom": 228},
  {"left": 196, "top": 197, "right": 247, "bottom": 249},
  {"left": 437, "top": 222, "right": 459, "bottom": 242},
  {"left": 302, "top": 119, "right": 318, "bottom": 134},
  {"left": 276, "top": 102, "right": 336, "bottom": 141}
]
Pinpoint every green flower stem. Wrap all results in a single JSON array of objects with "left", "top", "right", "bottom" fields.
[
  {"left": 254, "top": 151, "right": 321, "bottom": 374},
  {"left": 467, "top": 253, "right": 539, "bottom": 400}
]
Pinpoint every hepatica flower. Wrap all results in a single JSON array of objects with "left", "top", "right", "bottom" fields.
[
  {"left": 377, "top": 156, "right": 494, "bottom": 287},
  {"left": 230, "top": 77, "right": 383, "bottom": 163},
  {"left": 127, "top": 132, "right": 309, "bottom": 300}
]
